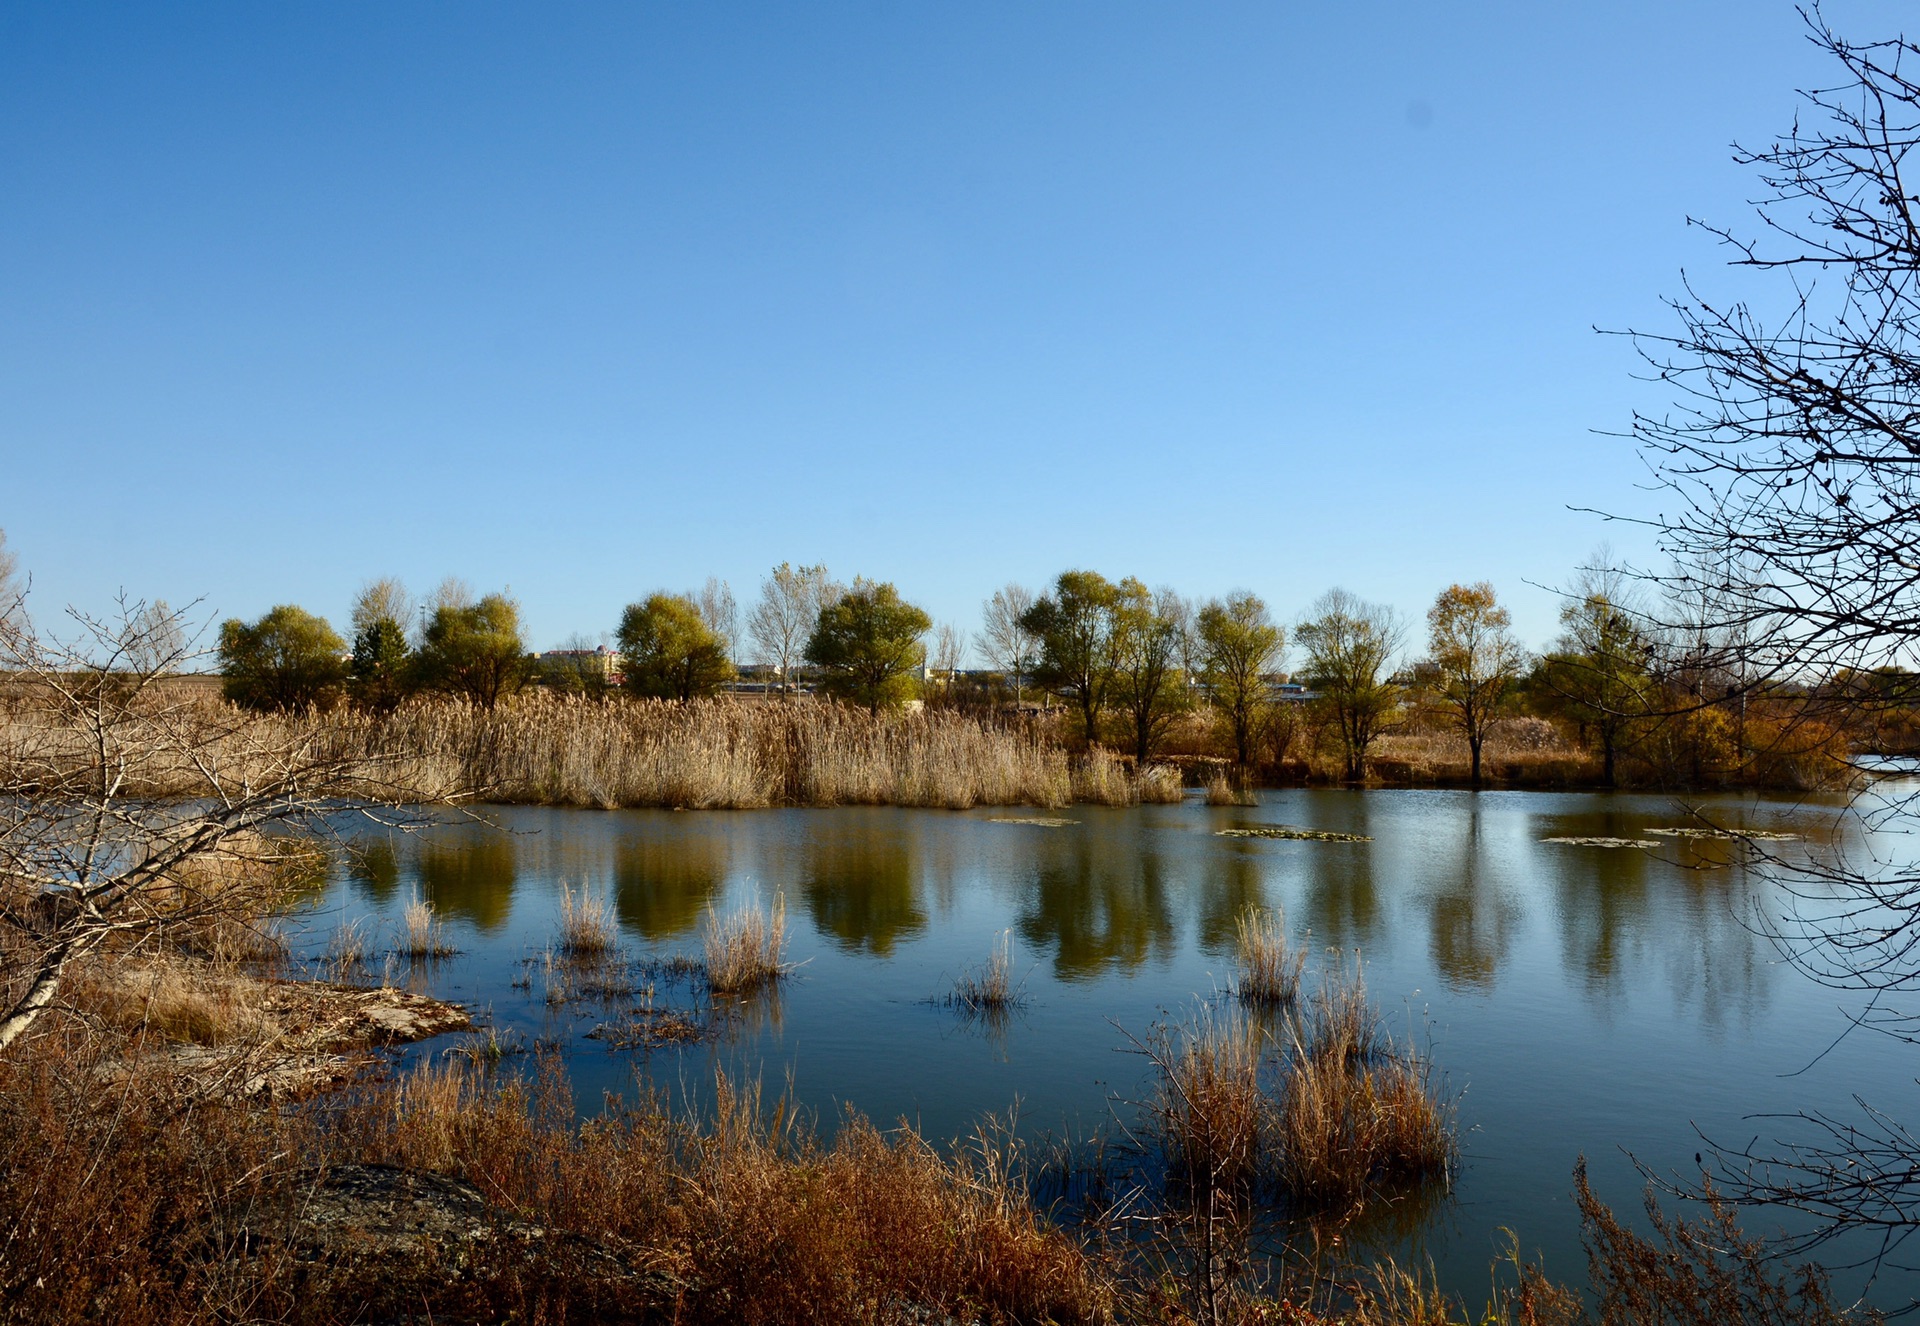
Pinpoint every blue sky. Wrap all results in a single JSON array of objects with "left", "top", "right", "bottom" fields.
[{"left": 2, "top": 1, "right": 1909, "bottom": 657}]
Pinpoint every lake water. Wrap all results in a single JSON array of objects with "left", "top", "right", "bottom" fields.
[{"left": 290, "top": 787, "right": 1920, "bottom": 1308}]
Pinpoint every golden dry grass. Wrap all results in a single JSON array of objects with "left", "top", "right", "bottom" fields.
[
  {"left": 952, "top": 931, "right": 1019, "bottom": 1010},
  {"left": 1151, "top": 1007, "right": 1267, "bottom": 1196},
  {"left": 1233, "top": 906, "right": 1307, "bottom": 1007},
  {"left": 397, "top": 887, "right": 456, "bottom": 959},
  {"left": 556, "top": 880, "right": 616, "bottom": 958},
  {"left": 704, "top": 894, "right": 789, "bottom": 995}
]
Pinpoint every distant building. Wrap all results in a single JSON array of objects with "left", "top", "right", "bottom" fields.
[{"left": 540, "top": 646, "right": 621, "bottom": 681}]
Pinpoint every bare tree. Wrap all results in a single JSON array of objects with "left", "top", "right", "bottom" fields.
[
  {"left": 748, "top": 563, "right": 833, "bottom": 695},
  {"left": 0, "top": 594, "right": 442, "bottom": 1052},
  {"left": 698, "top": 577, "right": 740, "bottom": 668},
  {"left": 352, "top": 577, "right": 415, "bottom": 639},
  {"left": 1625, "top": 8, "right": 1920, "bottom": 1272},
  {"left": 977, "top": 583, "right": 1038, "bottom": 706},
  {"left": 931, "top": 622, "right": 965, "bottom": 681}
]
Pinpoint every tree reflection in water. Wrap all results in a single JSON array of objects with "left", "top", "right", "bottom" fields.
[
  {"left": 801, "top": 824, "right": 925, "bottom": 956},
  {"left": 1422, "top": 805, "right": 1520, "bottom": 993},
  {"left": 614, "top": 832, "right": 728, "bottom": 941},
  {"left": 416, "top": 833, "right": 517, "bottom": 932},
  {"left": 1017, "top": 817, "right": 1176, "bottom": 980}
]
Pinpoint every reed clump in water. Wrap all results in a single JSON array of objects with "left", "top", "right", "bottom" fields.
[
  {"left": 950, "top": 931, "right": 1022, "bottom": 1011},
  {"left": 322, "top": 916, "right": 370, "bottom": 981},
  {"left": 1233, "top": 906, "right": 1307, "bottom": 1007},
  {"left": 1149, "top": 1007, "right": 1267, "bottom": 1197},
  {"left": 397, "top": 888, "right": 456, "bottom": 960},
  {"left": 1205, "top": 772, "right": 1258, "bottom": 807},
  {"left": 703, "top": 894, "right": 789, "bottom": 995},
  {"left": 556, "top": 881, "right": 616, "bottom": 958},
  {"left": 1273, "top": 963, "right": 1453, "bottom": 1209},
  {"left": 1144, "top": 962, "right": 1454, "bottom": 1217}
]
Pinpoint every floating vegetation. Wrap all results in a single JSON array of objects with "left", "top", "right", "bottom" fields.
[
  {"left": 1643, "top": 826, "right": 1801, "bottom": 842},
  {"left": 987, "top": 817, "right": 1078, "bottom": 828},
  {"left": 1542, "top": 836, "right": 1662, "bottom": 849},
  {"left": 1217, "top": 824, "right": 1371, "bottom": 842},
  {"left": 586, "top": 1006, "right": 709, "bottom": 1050}
]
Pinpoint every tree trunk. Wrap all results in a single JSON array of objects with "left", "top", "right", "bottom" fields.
[{"left": 0, "top": 944, "right": 72, "bottom": 1053}]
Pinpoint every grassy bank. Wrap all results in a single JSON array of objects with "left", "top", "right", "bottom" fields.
[{"left": 0, "top": 1023, "right": 1878, "bottom": 1326}]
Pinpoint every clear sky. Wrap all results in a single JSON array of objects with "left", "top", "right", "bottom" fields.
[{"left": 3, "top": 1, "right": 1909, "bottom": 658}]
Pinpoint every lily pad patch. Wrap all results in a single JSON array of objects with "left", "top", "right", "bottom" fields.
[{"left": 1217, "top": 825, "right": 1372, "bottom": 843}]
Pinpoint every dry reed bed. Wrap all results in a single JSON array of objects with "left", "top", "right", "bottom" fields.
[{"left": 2, "top": 688, "right": 1188, "bottom": 809}]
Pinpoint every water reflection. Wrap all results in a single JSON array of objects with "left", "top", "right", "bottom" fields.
[
  {"left": 1423, "top": 808, "right": 1519, "bottom": 992},
  {"left": 1539, "top": 808, "right": 1773, "bottom": 1027},
  {"left": 344, "top": 836, "right": 403, "bottom": 906},
  {"left": 1018, "top": 820, "right": 1176, "bottom": 979},
  {"left": 417, "top": 835, "right": 517, "bottom": 931},
  {"left": 801, "top": 825, "right": 925, "bottom": 955},
  {"left": 1194, "top": 848, "right": 1271, "bottom": 956},
  {"left": 1298, "top": 799, "right": 1381, "bottom": 953},
  {"left": 614, "top": 834, "right": 727, "bottom": 941}
]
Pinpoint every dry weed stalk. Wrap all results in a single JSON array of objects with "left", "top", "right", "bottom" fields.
[
  {"left": 951, "top": 930, "right": 1021, "bottom": 1010},
  {"left": 398, "top": 888, "right": 456, "bottom": 960}
]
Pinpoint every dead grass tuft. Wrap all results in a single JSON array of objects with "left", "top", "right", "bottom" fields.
[
  {"left": 556, "top": 880, "right": 616, "bottom": 958},
  {"left": 950, "top": 930, "right": 1023, "bottom": 1011},
  {"left": 397, "top": 887, "right": 456, "bottom": 960},
  {"left": 703, "top": 894, "right": 789, "bottom": 995},
  {"left": 1233, "top": 906, "right": 1307, "bottom": 1007}
]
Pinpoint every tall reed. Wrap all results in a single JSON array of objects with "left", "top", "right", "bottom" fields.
[
  {"left": 397, "top": 887, "right": 455, "bottom": 959},
  {"left": 951, "top": 930, "right": 1020, "bottom": 1010},
  {"left": 704, "top": 894, "right": 788, "bottom": 994},
  {"left": 1233, "top": 906, "right": 1307, "bottom": 1007},
  {"left": 556, "top": 880, "right": 616, "bottom": 958}
]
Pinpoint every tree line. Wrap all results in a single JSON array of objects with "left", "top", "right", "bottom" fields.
[{"left": 206, "top": 553, "right": 1863, "bottom": 789}]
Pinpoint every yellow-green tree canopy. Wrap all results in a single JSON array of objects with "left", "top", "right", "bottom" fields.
[
  {"left": 617, "top": 593, "right": 735, "bottom": 701},
  {"left": 417, "top": 592, "right": 527, "bottom": 709},
  {"left": 218, "top": 604, "right": 348, "bottom": 713},
  {"left": 1198, "top": 591, "right": 1284, "bottom": 770},
  {"left": 804, "top": 578, "right": 930, "bottom": 713}
]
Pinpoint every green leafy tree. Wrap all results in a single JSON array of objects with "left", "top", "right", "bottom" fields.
[
  {"left": 417, "top": 592, "right": 527, "bottom": 709},
  {"left": 1020, "top": 570, "right": 1123, "bottom": 747},
  {"left": 348, "top": 578, "right": 415, "bottom": 713},
  {"left": 617, "top": 593, "right": 736, "bottom": 700},
  {"left": 218, "top": 605, "right": 349, "bottom": 713},
  {"left": 350, "top": 618, "right": 413, "bottom": 714},
  {"left": 1111, "top": 580, "right": 1190, "bottom": 762},
  {"left": 1541, "top": 585, "right": 1653, "bottom": 788},
  {"left": 1426, "top": 582, "right": 1527, "bottom": 786},
  {"left": 1297, "top": 588, "right": 1404, "bottom": 782},
  {"left": 1197, "top": 591, "right": 1285, "bottom": 770},
  {"left": 804, "top": 578, "right": 930, "bottom": 713}
]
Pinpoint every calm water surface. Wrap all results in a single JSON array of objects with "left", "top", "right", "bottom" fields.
[{"left": 292, "top": 788, "right": 1920, "bottom": 1307}]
